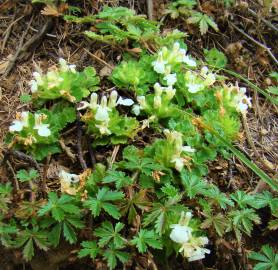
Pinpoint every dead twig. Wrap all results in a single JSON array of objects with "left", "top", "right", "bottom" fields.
[
  {"left": 7, "top": 149, "right": 40, "bottom": 172},
  {"left": 146, "top": 0, "right": 153, "bottom": 20},
  {"left": 1, "top": 13, "right": 22, "bottom": 53},
  {"left": 76, "top": 110, "right": 87, "bottom": 170},
  {"left": 108, "top": 145, "right": 120, "bottom": 169},
  {"left": 86, "top": 135, "right": 96, "bottom": 169},
  {"left": 230, "top": 22, "right": 278, "bottom": 66},
  {"left": 59, "top": 138, "right": 76, "bottom": 162},
  {"left": 248, "top": 8, "right": 278, "bottom": 33},
  {"left": 3, "top": 15, "right": 34, "bottom": 76},
  {"left": 3, "top": 17, "right": 54, "bottom": 76},
  {"left": 83, "top": 47, "right": 114, "bottom": 70}
]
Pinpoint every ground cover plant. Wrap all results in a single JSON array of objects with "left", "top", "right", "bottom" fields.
[{"left": 0, "top": 0, "right": 277, "bottom": 269}]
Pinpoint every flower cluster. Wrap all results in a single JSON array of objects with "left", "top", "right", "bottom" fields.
[
  {"left": 9, "top": 111, "right": 51, "bottom": 138},
  {"left": 232, "top": 87, "right": 252, "bottom": 113},
  {"left": 28, "top": 58, "right": 99, "bottom": 104},
  {"left": 170, "top": 212, "right": 210, "bottom": 261},
  {"left": 218, "top": 85, "right": 252, "bottom": 114},
  {"left": 78, "top": 91, "right": 134, "bottom": 135},
  {"left": 184, "top": 66, "right": 216, "bottom": 93},
  {"left": 29, "top": 58, "right": 76, "bottom": 95},
  {"left": 133, "top": 82, "right": 176, "bottom": 116},
  {"left": 152, "top": 42, "right": 196, "bottom": 76},
  {"left": 163, "top": 129, "right": 195, "bottom": 171}
]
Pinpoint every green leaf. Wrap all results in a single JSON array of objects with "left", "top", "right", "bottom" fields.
[
  {"left": 16, "top": 169, "right": 39, "bottom": 182},
  {"left": 84, "top": 187, "right": 123, "bottom": 219},
  {"left": 181, "top": 171, "right": 208, "bottom": 198},
  {"left": 78, "top": 241, "right": 99, "bottom": 259},
  {"left": 131, "top": 229, "right": 162, "bottom": 253},
  {"left": 103, "top": 170, "right": 133, "bottom": 189},
  {"left": 103, "top": 246, "right": 130, "bottom": 270},
  {"left": 23, "top": 238, "right": 34, "bottom": 262},
  {"left": 204, "top": 48, "right": 227, "bottom": 69},
  {"left": 49, "top": 223, "right": 62, "bottom": 247},
  {"left": 249, "top": 245, "right": 278, "bottom": 270},
  {"left": 229, "top": 208, "right": 261, "bottom": 236},
  {"left": 94, "top": 221, "right": 125, "bottom": 248},
  {"left": 63, "top": 222, "right": 77, "bottom": 244},
  {"left": 20, "top": 94, "right": 32, "bottom": 103}
]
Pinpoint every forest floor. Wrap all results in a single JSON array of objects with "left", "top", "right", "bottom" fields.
[{"left": 0, "top": 0, "right": 277, "bottom": 269}]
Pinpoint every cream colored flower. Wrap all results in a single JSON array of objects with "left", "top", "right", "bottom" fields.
[
  {"left": 170, "top": 224, "right": 192, "bottom": 244},
  {"left": 34, "top": 113, "right": 51, "bottom": 137},
  {"left": 9, "top": 112, "right": 29, "bottom": 132}
]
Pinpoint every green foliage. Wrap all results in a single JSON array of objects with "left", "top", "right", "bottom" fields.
[
  {"left": 204, "top": 48, "right": 228, "bottom": 69},
  {"left": 143, "top": 194, "right": 185, "bottom": 235},
  {"left": 187, "top": 12, "right": 219, "bottom": 35},
  {"left": 31, "top": 60, "right": 99, "bottom": 104},
  {"left": 228, "top": 208, "right": 261, "bottom": 240},
  {"left": 20, "top": 94, "right": 32, "bottom": 104},
  {"left": 103, "top": 244, "right": 130, "bottom": 270},
  {"left": 249, "top": 245, "right": 278, "bottom": 270},
  {"left": 38, "top": 192, "right": 80, "bottom": 222},
  {"left": 111, "top": 57, "right": 157, "bottom": 95},
  {"left": 16, "top": 169, "right": 39, "bottom": 183},
  {"left": 95, "top": 221, "right": 126, "bottom": 248},
  {"left": 4, "top": 6, "right": 278, "bottom": 269},
  {"left": 0, "top": 183, "right": 12, "bottom": 214},
  {"left": 66, "top": 6, "right": 158, "bottom": 48},
  {"left": 103, "top": 170, "right": 133, "bottom": 190},
  {"left": 84, "top": 187, "right": 124, "bottom": 219},
  {"left": 8, "top": 103, "right": 76, "bottom": 160},
  {"left": 120, "top": 190, "right": 150, "bottom": 224},
  {"left": 14, "top": 226, "right": 49, "bottom": 261},
  {"left": 131, "top": 229, "right": 162, "bottom": 253},
  {"left": 78, "top": 241, "right": 100, "bottom": 259}
]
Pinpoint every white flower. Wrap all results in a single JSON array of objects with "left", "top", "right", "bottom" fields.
[
  {"left": 78, "top": 93, "right": 98, "bottom": 110},
  {"left": 59, "top": 58, "right": 76, "bottom": 73},
  {"left": 152, "top": 52, "right": 167, "bottom": 74},
  {"left": 170, "top": 212, "right": 210, "bottom": 262},
  {"left": 33, "top": 72, "right": 43, "bottom": 85},
  {"left": 95, "top": 121, "right": 111, "bottom": 135},
  {"left": 170, "top": 224, "right": 192, "bottom": 244},
  {"left": 187, "top": 83, "right": 204, "bottom": 93},
  {"left": 164, "top": 73, "right": 177, "bottom": 86},
  {"left": 47, "top": 71, "right": 64, "bottom": 88},
  {"left": 29, "top": 80, "right": 38, "bottom": 93},
  {"left": 188, "top": 247, "right": 211, "bottom": 262},
  {"left": 95, "top": 106, "right": 110, "bottom": 122},
  {"left": 164, "top": 86, "right": 176, "bottom": 100},
  {"left": 116, "top": 96, "right": 134, "bottom": 106},
  {"left": 108, "top": 90, "right": 134, "bottom": 108},
  {"left": 9, "top": 112, "right": 29, "bottom": 132},
  {"left": 108, "top": 90, "right": 118, "bottom": 108},
  {"left": 171, "top": 157, "right": 184, "bottom": 172},
  {"left": 182, "top": 146, "right": 196, "bottom": 153},
  {"left": 183, "top": 55, "right": 197, "bottom": 67},
  {"left": 132, "top": 105, "right": 141, "bottom": 116},
  {"left": 233, "top": 87, "right": 252, "bottom": 113},
  {"left": 204, "top": 73, "right": 216, "bottom": 86},
  {"left": 68, "top": 64, "right": 76, "bottom": 73},
  {"left": 153, "top": 95, "right": 162, "bottom": 108},
  {"left": 34, "top": 113, "right": 51, "bottom": 137},
  {"left": 137, "top": 96, "right": 146, "bottom": 108},
  {"left": 200, "top": 66, "right": 209, "bottom": 76}
]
